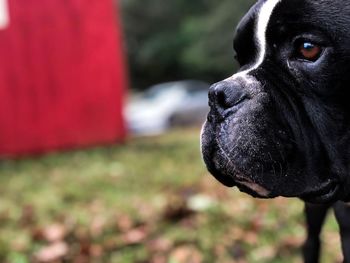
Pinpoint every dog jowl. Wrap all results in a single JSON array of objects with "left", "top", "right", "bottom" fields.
[{"left": 201, "top": 0, "right": 350, "bottom": 204}]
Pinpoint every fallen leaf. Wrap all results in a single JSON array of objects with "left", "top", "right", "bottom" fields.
[
  {"left": 251, "top": 246, "right": 276, "bottom": 261},
  {"left": 79, "top": 240, "right": 91, "bottom": 255},
  {"left": 244, "top": 231, "right": 258, "bottom": 245},
  {"left": 90, "top": 244, "right": 103, "bottom": 257},
  {"left": 42, "top": 224, "right": 67, "bottom": 243},
  {"left": 90, "top": 216, "right": 106, "bottom": 237},
  {"left": 135, "top": 202, "right": 158, "bottom": 221},
  {"left": 116, "top": 215, "right": 133, "bottom": 232},
  {"left": 150, "top": 254, "right": 167, "bottom": 263},
  {"left": 74, "top": 226, "right": 90, "bottom": 242},
  {"left": 147, "top": 238, "right": 173, "bottom": 253},
  {"left": 230, "top": 226, "right": 245, "bottom": 242},
  {"left": 122, "top": 227, "right": 148, "bottom": 245},
  {"left": 169, "top": 245, "right": 203, "bottom": 263},
  {"left": 280, "top": 236, "right": 304, "bottom": 249},
  {"left": 34, "top": 242, "right": 68, "bottom": 263}
]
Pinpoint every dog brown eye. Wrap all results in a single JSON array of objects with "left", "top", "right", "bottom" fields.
[{"left": 298, "top": 42, "right": 322, "bottom": 61}]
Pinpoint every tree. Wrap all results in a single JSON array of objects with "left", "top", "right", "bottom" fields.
[{"left": 119, "top": 0, "right": 255, "bottom": 90}]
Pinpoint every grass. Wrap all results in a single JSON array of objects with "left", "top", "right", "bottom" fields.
[{"left": 0, "top": 128, "right": 343, "bottom": 262}]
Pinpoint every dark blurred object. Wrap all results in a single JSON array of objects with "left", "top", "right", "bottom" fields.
[
  {"left": 126, "top": 80, "right": 210, "bottom": 135},
  {"left": 120, "top": 0, "right": 255, "bottom": 90},
  {"left": 0, "top": 0, "right": 127, "bottom": 157}
]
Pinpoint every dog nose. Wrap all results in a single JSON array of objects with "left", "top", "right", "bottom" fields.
[{"left": 208, "top": 81, "right": 248, "bottom": 112}]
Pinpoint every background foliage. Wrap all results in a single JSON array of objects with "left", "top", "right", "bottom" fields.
[{"left": 120, "top": 0, "right": 255, "bottom": 90}]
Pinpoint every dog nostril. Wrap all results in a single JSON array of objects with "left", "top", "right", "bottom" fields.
[
  {"left": 217, "top": 90, "right": 228, "bottom": 109},
  {"left": 215, "top": 84, "right": 247, "bottom": 110}
]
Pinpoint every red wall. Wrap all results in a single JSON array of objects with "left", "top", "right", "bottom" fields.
[{"left": 0, "top": 0, "right": 127, "bottom": 156}]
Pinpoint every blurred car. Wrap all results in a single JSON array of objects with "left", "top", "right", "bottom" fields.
[{"left": 126, "top": 80, "right": 210, "bottom": 135}]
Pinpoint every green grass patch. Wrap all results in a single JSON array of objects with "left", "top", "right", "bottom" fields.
[{"left": 0, "top": 129, "right": 342, "bottom": 262}]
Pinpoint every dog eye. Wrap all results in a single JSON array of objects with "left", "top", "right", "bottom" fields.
[{"left": 297, "top": 42, "right": 322, "bottom": 62}]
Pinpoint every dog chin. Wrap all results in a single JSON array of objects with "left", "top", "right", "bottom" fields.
[
  {"left": 209, "top": 157, "right": 340, "bottom": 203},
  {"left": 206, "top": 137, "right": 341, "bottom": 203},
  {"left": 208, "top": 149, "right": 276, "bottom": 198}
]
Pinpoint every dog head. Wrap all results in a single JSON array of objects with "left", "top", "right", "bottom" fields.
[{"left": 201, "top": 0, "right": 350, "bottom": 203}]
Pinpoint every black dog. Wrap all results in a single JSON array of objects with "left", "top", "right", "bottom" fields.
[{"left": 201, "top": 0, "right": 350, "bottom": 262}]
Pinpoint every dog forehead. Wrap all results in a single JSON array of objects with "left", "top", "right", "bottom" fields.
[
  {"left": 235, "top": 0, "right": 347, "bottom": 43},
  {"left": 271, "top": 0, "right": 346, "bottom": 24}
]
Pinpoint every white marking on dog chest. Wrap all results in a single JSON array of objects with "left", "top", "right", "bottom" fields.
[{"left": 228, "top": 0, "right": 281, "bottom": 82}]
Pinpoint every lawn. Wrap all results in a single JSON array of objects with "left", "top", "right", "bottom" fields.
[{"left": 0, "top": 129, "right": 342, "bottom": 263}]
